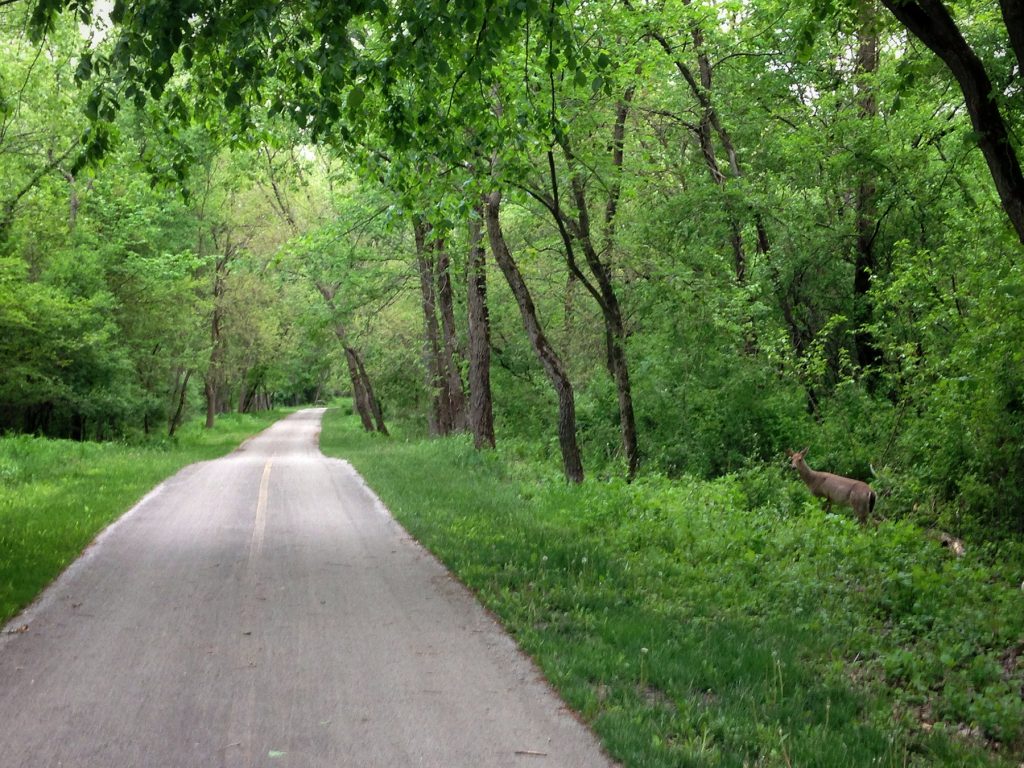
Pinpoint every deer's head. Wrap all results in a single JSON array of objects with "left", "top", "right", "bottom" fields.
[{"left": 787, "top": 448, "right": 809, "bottom": 469}]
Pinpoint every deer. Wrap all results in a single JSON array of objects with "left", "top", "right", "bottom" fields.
[{"left": 787, "top": 448, "right": 876, "bottom": 524}]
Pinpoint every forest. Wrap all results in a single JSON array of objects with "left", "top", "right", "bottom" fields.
[
  {"left": 2, "top": 0, "right": 1024, "bottom": 762},
  {"left": 4, "top": 0, "right": 1024, "bottom": 536}
]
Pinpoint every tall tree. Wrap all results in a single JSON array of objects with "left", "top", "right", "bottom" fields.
[
  {"left": 630, "top": 0, "right": 770, "bottom": 282},
  {"left": 853, "top": 1, "right": 884, "bottom": 375},
  {"left": 466, "top": 204, "right": 495, "bottom": 449},
  {"left": 434, "top": 235, "right": 469, "bottom": 431},
  {"left": 256, "top": 146, "right": 388, "bottom": 433},
  {"left": 485, "top": 188, "right": 584, "bottom": 483},
  {"left": 318, "top": 282, "right": 387, "bottom": 434},
  {"left": 414, "top": 218, "right": 456, "bottom": 436},
  {"left": 534, "top": 139, "right": 640, "bottom": 479},
  {"left": 0, "top": 10, "right": 83, "bottom": 245},
  {"left": 879, "top": 0, "right": 1024, "bottom": 244}
]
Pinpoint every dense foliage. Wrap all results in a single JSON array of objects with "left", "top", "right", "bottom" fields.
[
  {"left": 0, "top": 11, "right": 339, "bottom": 437},
  {"left": 4, "top": 1, "right": 1024, "bottom": 536}
]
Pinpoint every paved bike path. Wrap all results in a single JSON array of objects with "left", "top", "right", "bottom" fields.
[{"left": 0, "top": 409, "right": 615, "bottom": 767}]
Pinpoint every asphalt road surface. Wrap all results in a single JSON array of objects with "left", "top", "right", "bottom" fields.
[{"left": 0, "top": 409, "right": 615, "bottom": 768}]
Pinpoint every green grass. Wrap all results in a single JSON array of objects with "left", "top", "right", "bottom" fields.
[
  {"left": 320, "top": 408, "right": 1024, "bottom": 768},
  {"left": 0, "top": 410, "right": 287, "bottom": 624}
]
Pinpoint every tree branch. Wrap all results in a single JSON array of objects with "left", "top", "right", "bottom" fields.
[
  {"left": 999, "top": 0, "right": 1024, "bottom": 75},
  {"left": 880, "top": 0, "right": 1024, "bottom": 243}
]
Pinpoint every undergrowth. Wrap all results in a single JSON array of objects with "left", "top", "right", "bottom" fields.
[
  {"left": 319, "top": 408, "right": 1024, "bottom": 768},
  {"left": 0, "top": 410, "right": 287, "bottom": 624}
]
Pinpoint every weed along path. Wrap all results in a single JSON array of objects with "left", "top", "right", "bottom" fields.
[{"left": 0, "top": 409, "right": 614, "bottom": 768}]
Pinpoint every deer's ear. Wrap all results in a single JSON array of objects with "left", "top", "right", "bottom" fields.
[
  {"left": 786, "top": 449, "right": 794, "bottom": 457},
  {"left": 802, "top": 447, "right": 810, "bottom": 456}
]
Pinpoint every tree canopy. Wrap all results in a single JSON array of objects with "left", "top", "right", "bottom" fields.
[{"left": 2, "top": 0, "right": 1024, "bottom": 539}]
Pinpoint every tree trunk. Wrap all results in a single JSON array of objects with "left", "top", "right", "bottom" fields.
[
  {"left": 854, "top": 3, "right": 884, "bottom": 377},
  {"left": 880, "top": 0, "right": 1024, "bottom": 244},
  {"left": 414, "top": 219, "right": 450, "bottom": 435},
  {"left": 608, "top": 320, "right": 639, "bottom": 479},
  {"left": 467, "top": 205, "right": 495, "bottom": 449},
  {"left": 352, "top": 347, "right": 388, "bottom": 435},
  {"left": 563, "top": 271, "right": 577, "bottom": 341},
  {"left": 340, "top": 345, "right": 373, "bottom": 431},
  {"left": 70, "top": 412, "right": 85, "bottom": 442},
  {"left": 636, "top": 5, "right": 775, "bottom": 289},
  {"left": 485, "top": 189, "right": 584, "bottom": 483},
  {"left": 540, "top": 132, "right": 640, "bottom": 479},
  {"left": 168, "top": 368, "right": 191, "bottom": 438},
  {"left": 204, "top": 377, "right": 217, "bottom": 429},
  {"left": 1001, "top": 0, "right": 1024, "bottom": 75},
  {"left": 647, "top": 19, "right": 750, "bottom": 283},
  {"left": 696, "top": 32, "right": 747, "bottom": 285},
  {"left": 316, "top": 281, "right": 385, "bottom": 433},
  {"left": 205, "top": 253, "right": 227, "bottom": 429},
  {"left": 565, "top": 169, "right": 640, "bottom": 480},
  {"left": 434, "top": 237, "right": 468, "bottom": 431},
  {"left": 602, "top": 92, "right": 641, "bottom": 479}
]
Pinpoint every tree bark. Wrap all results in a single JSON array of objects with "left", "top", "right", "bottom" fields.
[
  {"left": 343, "top": 345, "right": 376, "bottom": 431},
  {"left": 204, "top": 243, "right": 229, "bottom": 429},
  {"left": 563, "top": 165, "right": 639, "bottom": 481},
  {"left": 260, "top": 149, "right": 388, "bottom": 429},
  {"left": 204, "top": 377, "right": 217, "bottom": 429},
  {"left": 535, "top": 125, "right": 640, "bottom": 479},
  {"left": 641, "top": 15, "right": 751, "bottom": 283},
  {"left": 168, "top": 367, "right": 192, "bottom": 438},
  {"left": 604, "top": 88, "right": 634, "bottom": 245},
  {"left": 467, "top": 205, "right": 495, "bottom": 449},
  {"left": 204, "top": 312, "right": 221, "bottom": 430},
  {"left": 1001, "top": 0, "right": 1024, "bottom": 74},
  {"left": 881, "top": 0, "right": 1024, "bottom": 244},
  {"left": 485, "top": 189, "right": 584, "bottom": 483},
  {"left": 352, "top": 347, "right": 388, "bottom": 435},
  {"left": 854, "top": 2, "right": 884, "bottom": 377},
  {"left": 414, "top": 219, "right": 450, "bottom": 435},
  {"left": 434, "top": 237, "right": 468, "bottom": 431}
]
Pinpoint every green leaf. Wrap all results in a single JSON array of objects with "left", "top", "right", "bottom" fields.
[
  {"left": 75, "top": 53, "right": 93, "bottom": 83},
  {"left": 84, "top": 91, "right": 101, "bottom": 121},
  {"left": 347, "top": 85, "right": 366, "bottom": 115}
]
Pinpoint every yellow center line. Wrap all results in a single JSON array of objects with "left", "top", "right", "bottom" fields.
[
  {"left": 250, "top": 458, "right": 273, "bottom": 560},
  {"left": 227, "top": 456, "right": 274, "bottom": 767}
]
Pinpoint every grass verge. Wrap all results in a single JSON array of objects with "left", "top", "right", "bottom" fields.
[
  {"left": 320, "top": 408, "right": 1024, "bottom": 768},
  {"left": 0, "top": 410, "right": 287, "bottom": 624}
]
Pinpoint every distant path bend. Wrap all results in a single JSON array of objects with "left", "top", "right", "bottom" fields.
[{"left": 0, "top": 408, "right": 615, "bottom": 768}]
